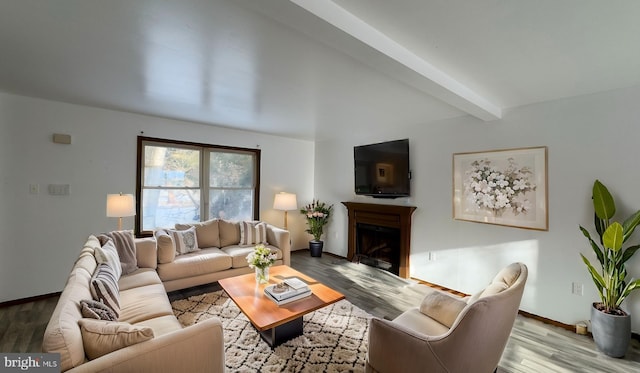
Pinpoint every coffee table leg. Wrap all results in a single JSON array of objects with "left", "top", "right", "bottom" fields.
[{"left": 259, "top": 317, "right": 303, "bottom": 348}]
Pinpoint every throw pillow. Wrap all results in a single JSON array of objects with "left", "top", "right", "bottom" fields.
[
  {"left": 218, "top": 219, "right": 240, "bottom": 247},
  {"left": 103, "top": 230, "right": 138, "bottom": 275},
  {"left": 80, "top": 299, "right": 117, "bottom": 321},
  {"left": 154, "top": 229, "right": 176, "bottom": 263},
  {"left": 419, "top": 288, "right": 467, "bottom": 328},
  {"left": 90, "top": 263, "right": 120, "bottom": 318},
  {"left": 175, "top": 218, "right": 220, "bottom": 248},
  {"left": 168, "top": 226, "right": 199, "bottom": 255},
  {"left": 93, "top": 239, "right": 122, "bottom": 279},
  {"left": 239, "top": 221, "right": 268, "bottom": 246},
  {"left": 78, "top": 319, "right": 154, "bottom": 360}
]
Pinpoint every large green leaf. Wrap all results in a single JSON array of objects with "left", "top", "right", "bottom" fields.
[
  {"left": 580, "top": 254, "right": 605, "bottom": 301},
  {"left": 618, "top": 279, "right": 640, "bottom": 306},
  {"left": 594, "top": 213, "right": 607, "bottom": 242},
  {"left": 622, "top": 209, "right": 640, "bottom": 243},
  {"left": 580, "top": 226, "right": 605, "bottom": 266},
  {"left": 622, "top": 244, "right": 640, "bottom": 265},
  {"left": 603, "top": 222, "right": 623, "bottom": 251},
  {"left": 593, "top": 180, "right": 615, "bottom": 220}
]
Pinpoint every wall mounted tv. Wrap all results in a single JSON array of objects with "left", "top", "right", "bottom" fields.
[{"left": 354, "top": 139, "right": 410, "bottom": 198}]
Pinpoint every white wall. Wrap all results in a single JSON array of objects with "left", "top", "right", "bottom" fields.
[
  {"left": 314, "top": 84, "right": 640, "bottom": 333},
  {"left": 0, "top": 92, "right": 315, "bottom": 302}
]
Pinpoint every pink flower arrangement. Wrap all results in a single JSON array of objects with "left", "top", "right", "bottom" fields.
[{"left": 300, "top": 199, "right": 333, "bottom": 241}]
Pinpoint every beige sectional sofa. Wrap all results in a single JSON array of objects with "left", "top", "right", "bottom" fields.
[
  {"left": 156, "top": 219, "right": 290, "bottom": 291},
  {"left": 43, "top": 220, "right": 290, "bottom": 372}
]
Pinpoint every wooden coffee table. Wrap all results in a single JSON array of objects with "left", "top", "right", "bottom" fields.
[{"left": 218, "top": 265, "right": 345, "bottom": 347}]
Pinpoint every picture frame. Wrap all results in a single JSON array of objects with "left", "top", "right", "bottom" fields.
[
  {"left": 375, "top": 163, "right": 394, "bottom": 185},
  {"left": 453, "top": 146, "right": 548, "bottom": 231}
]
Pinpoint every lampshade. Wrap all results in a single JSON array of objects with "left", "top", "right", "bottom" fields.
[
  {"left": 273, "top": 192, "right": 297, "bottom": 211},
  {"left": 106, "top": 193, "right": 136, "bottom": 217}
]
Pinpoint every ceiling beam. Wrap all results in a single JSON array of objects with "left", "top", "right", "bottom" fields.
[{"left": 289, "top": 0, "right": 501, "bottom": 121}]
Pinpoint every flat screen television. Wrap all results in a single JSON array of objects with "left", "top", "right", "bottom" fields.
[{"left": 354, "top": 139, "right": 410, "bottom": 198}]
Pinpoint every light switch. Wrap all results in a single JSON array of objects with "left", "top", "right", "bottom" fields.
[
  {"left": 53, "top": 133, "right": 72, "bottom": 144},
  {"left": 48, "top": 184, "right": 70, "bottom": 195}
]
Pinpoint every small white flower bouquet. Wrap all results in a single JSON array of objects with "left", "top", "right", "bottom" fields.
[{"left": 246, "top": 244, "right": 276, "bottom": 269}]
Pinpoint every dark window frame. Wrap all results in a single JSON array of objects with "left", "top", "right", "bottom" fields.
[{"left": 135, "top": 136, "right": 261, "bottom": 236}]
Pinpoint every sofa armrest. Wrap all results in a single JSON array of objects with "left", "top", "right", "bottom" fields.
[
  {"left": 68, "top": 317, "right": 224, "bottom": 373},
  {"left": 135, "top": 237, "right": 157, "bottom": 269},
  {"left": 367, "top": 317, "right": 447, "bottom": 373},
  {"left": 266, "top": 224, "right": 291, "bottom": 266}
]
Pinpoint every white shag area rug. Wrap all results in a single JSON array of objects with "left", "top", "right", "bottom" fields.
[{"left": 171, "top": 290, "right": 371, "bottom": 372}]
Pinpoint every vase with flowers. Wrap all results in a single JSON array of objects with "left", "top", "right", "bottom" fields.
[
  {"left": 246, "top": 244, "right": 277, "bottom": 284},
  {"left": 300, "top": 199, "right": 333, "bottom": 257}
]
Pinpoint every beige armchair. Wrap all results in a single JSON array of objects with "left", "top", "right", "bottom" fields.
[{"left": 366, "top": 262, "right": 528, "bottom": 373}]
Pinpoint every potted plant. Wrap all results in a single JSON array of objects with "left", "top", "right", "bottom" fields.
[
  {"left": 579, "top": 179, "right": 640, "bottom": 357},
  {"left": 300, "top": 199, "right": 333, "bottom": 257}
]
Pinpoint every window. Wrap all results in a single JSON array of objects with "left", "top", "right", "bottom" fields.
[{"left": 136, "top": 137, "right": 260, "bottom": 235}]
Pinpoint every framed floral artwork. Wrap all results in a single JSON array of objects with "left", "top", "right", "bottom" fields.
[{"left": 453, "top": 146, "right": 548, "bottom": 230}]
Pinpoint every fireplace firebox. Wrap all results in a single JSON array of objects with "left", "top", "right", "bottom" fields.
[
  {"left": 342, "top": 202, "right": 416, "bottom": 278},
  {"left": 356, "top": 223, "right": 401, "bottom": 274}
]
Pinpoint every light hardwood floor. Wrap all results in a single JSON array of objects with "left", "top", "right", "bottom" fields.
[{"left": 2, "top": 250, "right": 639, "bottom": 372}]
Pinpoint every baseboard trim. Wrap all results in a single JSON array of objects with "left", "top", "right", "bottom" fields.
[{"left": 0, "top": 292, "right": 60, "bottom": 308}]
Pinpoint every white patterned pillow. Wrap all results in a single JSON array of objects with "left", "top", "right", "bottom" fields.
[
  {"left": 90, "top": 263, "right": 120, "bottom": 318},
  {"left": 168, "top": 226, "right": 199, "bottom": 255},
  {"left": 239, "top": 221, "right": 267, "bottom": 246},
  {"left": 93, "top": 239, "right": 122, "bottom": 279}
]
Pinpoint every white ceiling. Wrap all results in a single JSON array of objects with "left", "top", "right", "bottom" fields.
[{"left": 2, "top": 0, "right": 640, "bottom": 140}]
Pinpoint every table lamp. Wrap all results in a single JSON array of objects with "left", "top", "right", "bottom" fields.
[
  {"left": 273, "top": 192, "right": 297, "bottom": 230},
  {"left": 106, "top": 193, "right": 136, "bottom": 230}
]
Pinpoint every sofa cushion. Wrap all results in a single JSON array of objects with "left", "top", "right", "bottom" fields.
[
  {"left": 118, "top": 268, "right": 162, "bottom": 291},
  {"left": 78, "top": 318, "right": 154, "bottom": 360},
  {"left": 94, "top": 239, "right": 122, "bottom": 279},
  {"left": 90, "top": 263, "right": 120, "bottom": 318},
  {"left": 156, "top": 247, "right": 233, "bottom": 282},
  {"left": 134, "top": 315, "right": 183, "bottom": 337},
  {"left": 80, "top": 299, "right": 117, "bottom": 321},
  {"left": 221, "top": 245, "right": 282, "bottom": 268},
  {"left": 419, "top": 289, "right": 467, "bottom": 328},
  {"left": 219, "top": 219, "right": 240, "bottom": 247},
  {"left": 134, "top": 237, "right": 158, "bottom": 269},
  {"left": 169, "top": 227, "right": 200, "bottom": 255},
  {"left": 155, "top": 229, "right": 176, "bottom": 264},
  {"left": 119, "top": 283, "right": 175, "bottom": 324},
  {"left": 102, "top": 230, "right": 139, "bottom": 275},
  {"left": 239, "top": 221, "right": 267, "bottom": 246},
  {"left": 175, "top": 219, "right": 220, "bottom": 248}
]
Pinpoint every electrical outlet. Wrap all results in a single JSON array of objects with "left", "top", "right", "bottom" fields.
[{"left": 572, "top": 282, "right": 584, "bottom": 296}]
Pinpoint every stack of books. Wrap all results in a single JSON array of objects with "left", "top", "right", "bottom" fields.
[{"left": 264, "top": 277, "right": 312, "bottom": 305}]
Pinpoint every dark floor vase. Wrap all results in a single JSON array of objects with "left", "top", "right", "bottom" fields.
[
  {"left": 309, "top": 240, "right": 323, "bottom": 257},
  {"left": 591, "top": 303, "right": 631, "bottom": 358}
]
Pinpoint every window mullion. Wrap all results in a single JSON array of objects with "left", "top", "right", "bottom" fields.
[{"left": 202, "top": 148, "right": 210, "bottom": 220}]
